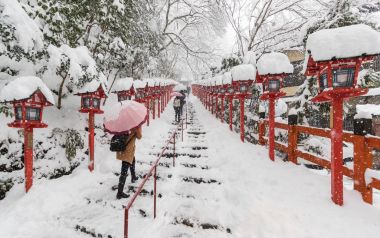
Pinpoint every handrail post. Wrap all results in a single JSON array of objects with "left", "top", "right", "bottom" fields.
[
  {"left": 124, "top": 208, "right": 129, "bottom": 238},
  {"left": 154, "top": 166, "right": 157, "bottom": 218},
  {"left": 186, "top": 104, "right": 188, "bottom": 129},
  {"left": 181, "top": 119, "right": 184, "bottom": 142},
  {"left": 173, "top": 133, "right": 176, "bottom": 167}
]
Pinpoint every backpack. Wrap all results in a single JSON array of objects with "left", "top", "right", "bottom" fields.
[
  {"left": 173, "top": 99, "right": 181, "bottom": 108},
  {"left": 110, "top": 134, "right": 130, "bottom": 152}
]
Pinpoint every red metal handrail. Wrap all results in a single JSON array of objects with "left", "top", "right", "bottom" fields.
[{"left": 124, "top": 118, "right": 184, "bottom": 238}]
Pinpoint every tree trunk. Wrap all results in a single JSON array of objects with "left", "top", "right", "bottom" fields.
[{"left": 57, "top": 73, "right": 69, "bottom": 109}]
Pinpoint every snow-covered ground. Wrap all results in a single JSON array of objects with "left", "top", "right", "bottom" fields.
[{"left": 1, "top": 95, "right": 380, "bottom": 238}]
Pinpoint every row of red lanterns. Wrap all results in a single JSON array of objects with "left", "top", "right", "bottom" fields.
[
  {"left": 0, "top": 77, "right": 177, "bottom": 192},
  {"left": 192, "top": 24, "right": 380, "bottom": 206}
]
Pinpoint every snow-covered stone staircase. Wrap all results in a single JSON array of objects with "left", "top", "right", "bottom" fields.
[{"left": 149, "top": 102, "right": 233, "bottom": 238}]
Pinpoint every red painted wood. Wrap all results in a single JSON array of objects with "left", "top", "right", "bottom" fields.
[
  {"left": 229, "top": 97, "right": 233, "bottom": 131},
  {"left": 240, "top": 97, "right": 245, "bottom": 142},
  {"left": 24, "top": 127, "right": 33, "bottom": 192},
  {"left": 331, "top": 98, "right": 344, "bottom": 206},
  {"left": 269, "top": 98, "right": 275, "bottom": 161},
  {"left": 88, "top": 111, "right": 95, "bottom": 172}
]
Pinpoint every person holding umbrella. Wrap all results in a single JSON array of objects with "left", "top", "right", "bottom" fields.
[
  {"left": 104, "top": 101, "right": 148, "bottom": 199},
  {"left": 170, "top": 91, "right": 183, "bottom": 123},
  {"left": 179, "top": 90, "right": 186, "bottom": 117},
  {"left": 173, "top": 96, "right": 181, "bottom": 123}
]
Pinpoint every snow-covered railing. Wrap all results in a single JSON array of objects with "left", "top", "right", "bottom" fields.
[
  {"left": 123, "top": 118, "right": 185, "bottom": 238},
  {"left": 258, "top": 120, "right": 380, "bottom": 205}
]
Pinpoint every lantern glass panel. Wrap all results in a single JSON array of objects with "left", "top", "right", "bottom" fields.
[
  {"left": 240, "top": 85, "right": 248, "bottom": 93},
  {"left": 268, "top": 80, "right": 280, "bottom": 92},
  {"left": 333, "top": 68, "right": 355, "bottom": 88},
  {"left": 319, "top": 73, "right": 328, "bottom": 91},
  {"left": 15, "top": 106, "right": 22, "bottom": 120},
  {"left": 82, "top": 97, "right": 91, "bottom": 109},
  {"left": 26, "top": 107, "right": 41, "bottom": 121},
  {"left": 93, "top": 98, "right": 100, "bottom": 109}
]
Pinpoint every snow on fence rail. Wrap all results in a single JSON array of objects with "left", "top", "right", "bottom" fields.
[
  {"left": 124, "top": 118, "right": 184, "bottom": 238},
  {"left": 258, "top": 120, "right": 380, "bottom": 205}
]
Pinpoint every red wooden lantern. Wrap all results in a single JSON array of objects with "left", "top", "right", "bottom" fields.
[
  {"left": 257, "top": 52, "right": 294, "bottom": 162},
  {"left": 0, "top": 76, "right": 54, "bottom": 192},
  {"left": 112, "top": 77, "right": 135, "bottom": 102},
  {"left": 231, "top": 64, "right": 256, "bottom": 142},
  {"left": 133, "top": 80, "right": 150, "bottom": 126},
  {"left": 76, "top": 81, "right": 107, "bottom": 172},
  {"left": 305, "top": 24, "right": 380, "bottom": 206}
]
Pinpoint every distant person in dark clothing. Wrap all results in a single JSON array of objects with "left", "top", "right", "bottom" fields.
[
  {"left": 179, "top": 91, "right": 186, "bottom": 116},
  {"left": 173, "top": 97, "right": 181, "bottom": 122}
]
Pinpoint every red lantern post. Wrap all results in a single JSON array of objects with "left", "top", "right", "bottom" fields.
[
  {"left": 133, "top": 81, "right": 149, "bottom": 126},
  {"left": 0, "top": 76, "right": 54, "bottom": 192},
  {"left": 76, "top": 82, "right": 107, "bottom": 172},
  {"left": 257, "top": 52, "right": 293, "bottom": 161},
  {"left": 231, "top": 64, "right": 256, "bottom": 142},
  {"left": 304, "top": 24, "right": 380, "bottom": 205}
]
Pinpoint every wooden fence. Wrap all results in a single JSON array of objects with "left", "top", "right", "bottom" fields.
[{"left": 258, "top": 119, "right": 380, "bottom": 204}]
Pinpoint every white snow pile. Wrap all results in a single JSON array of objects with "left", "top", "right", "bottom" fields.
[
  {"left": 77, "top": 80, "right": 107, "bottom": 95},
  {"left": 257, "top": 52, "right": 294, "bottom": 75},
  {"left": 306, "top": 24, "right": 380, "bottom": 62},
  {"left": 0, "top": 76, "right": 55, "bottom": 104},
  {"left": 112, "top": 77, "right": 134, "bottom": 92},
  {"left": 133, "top": 80, "right": 147, "bottom": 89},
  {"left": 356, "top": 104, "right": 380, "bottom": 119},
  {"left": 243, "top": 51, "right": 257, "bottom": 66},
  {"left": 365, "top": 87, "right": 380, "bottom": 97},
  {"left": 275, "top": 99, "right": 288, "bottom": 117},
  {"left": 45, "top": 45, "right": 99, "bottom": 84},
  {"left": 231, "top": 64, "right": 256, "bottom": 82},
  {"left": 365, "top": 169, "right": 380, "bottom": 185},
  {"left": 0, "top": 0, "right": 44, "bottom": 53},
  {"left": 288, "top": 108, "right": 298, "bottom": 116},
  {"left": 222, "top": 72, "right": 232, "bottom": 85},
  {"left": 174, "top": 84, "right": 186, "bottom": 91}
]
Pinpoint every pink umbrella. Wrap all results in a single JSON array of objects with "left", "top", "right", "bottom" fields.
[
  {"left": 103, "top": 101, "right": 148, "bottom": 134},
  {"left": 170, "top": 91, "right": 183, "bottom": 97}
]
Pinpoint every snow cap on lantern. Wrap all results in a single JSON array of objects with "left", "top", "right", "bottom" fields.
[
  {"left": 0, "top": 76, "right": 54, "bottom": 128},
  {"left": 304, "top": 24, "right": 380, "bottom": 102},
  {"left": 133, "top": 80, "right": 148, "bottom": 100},
  {"left": 112, "top": 77, "right": 134, "bottom": 102},
  {"left": 76, "top": 80, "right": 107, "bottom": 114},
  {"left": 231, "top": 64, "right": 256, "bottom": 94},
  {"left": 257, "top": 52, "right": 293, "bottom": 93}
]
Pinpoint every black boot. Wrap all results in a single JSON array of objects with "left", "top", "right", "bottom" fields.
[
  {"left": 116, "top": 161, "right": 130, "bottom": 199},
  {"left": 130, "top": 159, "right": 138, "bottom": 183}
]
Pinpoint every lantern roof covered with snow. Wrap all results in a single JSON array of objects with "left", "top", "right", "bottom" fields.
[
  {"left": 112, "top": 77, "right": 134, "bottom": 102},
  {"left": 231, "top": 64, "right": 256, "bottom": 95},
  {"left": 231, "top": 64, "right": 256, "bottom": 82},
  {"left": 112, "top": 77, "right": 134, "bottom": 93},
  {"left": 0, "top": 76, "right": 55, "bottom": 105},
  {"left": 257, "top": 52, "right": 294, "bottom": 76},
  {"left": 306, "top": 24, "right": 380, "bottom": 63},
  {"left": 0, "top": 76, "right": 54, "bottom": 128},
  {"left": 304, "top": 24, "right": 380, "bottom": 102},
  {"left": 76, "top": 80, "right": 107, "bottom": 97},
  {"left": 76, "top": 80, "right": 107, "bottom": 114}
]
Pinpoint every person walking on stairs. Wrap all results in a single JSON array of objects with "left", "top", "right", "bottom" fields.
[
  {"left": 114, "top": 126, "right": 142, "bottom": 199},
  {"left": 173, "top": 97, "right": 181, "bottom": 123}
]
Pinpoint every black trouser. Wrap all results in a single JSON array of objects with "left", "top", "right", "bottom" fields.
[
  {"left": 174, "top": 107, "right": 181, "bottom": 122},
  {"left": 118, "top": 159, "right": 135, "bottom": 194}
]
